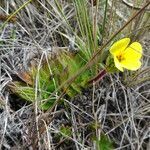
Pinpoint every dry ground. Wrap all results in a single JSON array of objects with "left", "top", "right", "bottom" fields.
[{"left": 0, "top": 0, "right": 150, "bottom": 150}]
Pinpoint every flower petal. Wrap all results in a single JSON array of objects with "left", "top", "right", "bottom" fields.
[
  {"left": 114, "top": 56, "right": 124, "bottom": 72},
  {"left": 121, "top": 59, "right": 141, "bottom": 70},
  {"left": 110, "top": 38, "right": 130, "bottom": 55},
  {"left": 123, "top": 42, "right": 142, "bottom": 60}
]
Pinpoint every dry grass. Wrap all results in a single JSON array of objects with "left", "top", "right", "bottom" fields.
[{"left": 0, "top": 0, "right": 150, "bottom": 150}]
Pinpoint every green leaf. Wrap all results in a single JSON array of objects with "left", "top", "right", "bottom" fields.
[
  {"left": 11, "top": 83, "right": 35, "bottom": 101},
  {"left": 106, "top": 55, "right": 119, "bottom": 73},
  {"left": 60, "top": 126, "right": 72, "bottom": 138},
  {"left": 95, "top": 134, "right": 113, "bottom": 150},
  {"left": 40, "top": 97, "right": 56, "bottom": 111}
]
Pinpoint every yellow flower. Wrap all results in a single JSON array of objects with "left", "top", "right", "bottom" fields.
[{"left": 109, "top": 38, "right": 142, "bottom": 72}]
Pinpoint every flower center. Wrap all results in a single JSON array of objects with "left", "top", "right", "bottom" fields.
[{"left": 117, "top": 54, "right": 125, "bottom": 62}]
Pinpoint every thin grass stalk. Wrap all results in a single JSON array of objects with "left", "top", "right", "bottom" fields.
[
  {"left": 74, "top": 0, "right": 95, "bottom": 55},
  {"left": 0, "top": 0, "right": 33, "bottom": 31},
  {"left": 101, "top": 0, "right": 108, "bottom": 43}
]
